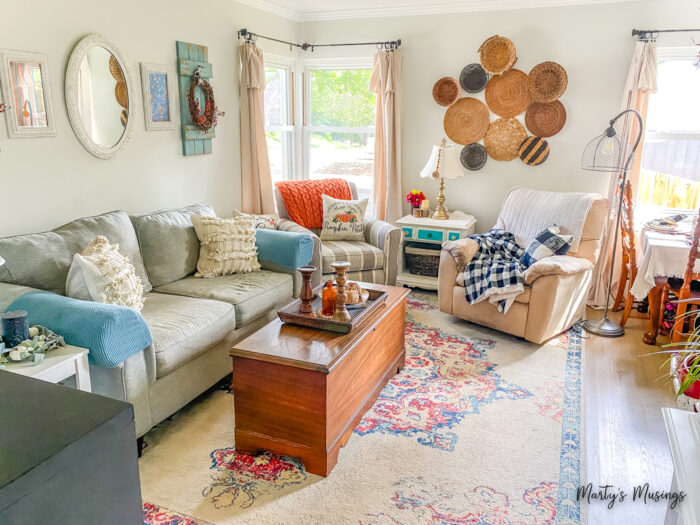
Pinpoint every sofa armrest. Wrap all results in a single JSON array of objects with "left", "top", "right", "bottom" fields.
[
  {"left": 364, "top": 218, "right": 401, "bottom": 285},
  {"left": 441, "top": 238, "right": 479, "bottom": 272},
  {"left": 276, "top": 219, "right": 321, "bottom": 288},
  {"left": 7, "top": 291, "right": 153, "bottom": 368},
  {"left": 523, "top": 255, "right": 594, "bottom": 285},
  {"left": 438, "top": 250, "right": 459, "bottom": 315},
  {"left": 256, "top": 228, "right": 314, "bottom": 270}
]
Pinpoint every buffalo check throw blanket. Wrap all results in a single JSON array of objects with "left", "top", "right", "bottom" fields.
[{"left": 462, "top": 229, "right": 525, "bottom": 314}]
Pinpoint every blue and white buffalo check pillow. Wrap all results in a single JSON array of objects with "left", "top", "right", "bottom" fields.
[{"left": 520, "top": 226, "right": 573, "bottom": 268}]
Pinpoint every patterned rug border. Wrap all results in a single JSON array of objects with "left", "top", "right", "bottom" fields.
[{"left": 556, "top": 327, "right": 585, "bottom": 525}]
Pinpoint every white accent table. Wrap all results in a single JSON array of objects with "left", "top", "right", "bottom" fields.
[
  {"left": 4, "top": 345, "right": 91, "bottom": 392},
  {"left": 663, "top": 407, "right": 700, "bottom": 525},
  {"left": 396, "top": 210, "right": 477, "bottom": 290}
]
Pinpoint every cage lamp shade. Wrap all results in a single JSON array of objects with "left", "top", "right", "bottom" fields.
[
  {"left": 581, "top": 128, "right": 632, "bottom": 172},
  {"left": 420, "top": 142, "right": 464, "bottom": 180}
]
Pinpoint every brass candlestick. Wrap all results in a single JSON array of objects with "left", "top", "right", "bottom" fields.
[
  {"left": 330, "top": 261, "right": 351, "bottom": 322},
  {"left": 297, "top": 266, "right": 316, "bottom": 316}
]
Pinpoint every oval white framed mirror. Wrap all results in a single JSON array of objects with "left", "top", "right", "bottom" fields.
[{"left": 65, "top": 34, "right": 136, "bottom": 159}]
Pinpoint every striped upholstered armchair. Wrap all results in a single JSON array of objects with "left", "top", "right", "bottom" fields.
[{"left": 274, "top": 180, "right": 401, "bottom": 289}]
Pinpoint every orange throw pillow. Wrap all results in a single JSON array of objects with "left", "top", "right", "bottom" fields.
[{"left": 276, "top": 179, "right": 352, "bottom": 229}]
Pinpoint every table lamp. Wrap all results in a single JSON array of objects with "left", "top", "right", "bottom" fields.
[
  {"left": 420, "top": 138, "right": 464, "bottom": 220},
  {"left": 580, "top": 109, "right": 643, "bottom": 338}
]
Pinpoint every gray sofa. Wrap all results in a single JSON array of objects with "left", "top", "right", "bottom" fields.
[{"left": 0, "top": 203, "right": 312, "bottom": 438}]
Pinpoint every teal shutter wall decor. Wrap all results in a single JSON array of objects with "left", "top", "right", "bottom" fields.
[{"left": 176, "top": 41, "right": 214, "bottom": 156}]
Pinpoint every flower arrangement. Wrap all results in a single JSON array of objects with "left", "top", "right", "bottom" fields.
[
  {"left": 0, "top": 326, "right": 65, "bottom": 368},
  {"left": 406, "top": 190, "right": 426, "bottom": 209}
]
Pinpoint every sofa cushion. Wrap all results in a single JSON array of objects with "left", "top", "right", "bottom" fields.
[
  {"left": 0, "top": 211, "right": 150, "bottom": 295},
  {"left": 140, "top": 292, "right": 236, "bottom": 379},
  {"left": 130, "top": 203, "right": 215, "bottom": 288},
  {"left": 321, "top": 241, "right": 384, "bottom": 274},
  {"left": 154, "top": 270, "right": 293, "bottom": 326}
]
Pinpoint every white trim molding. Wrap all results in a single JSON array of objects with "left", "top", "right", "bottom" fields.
[{"left": 237, "top": 0, "right": 649, "bottom": 22}]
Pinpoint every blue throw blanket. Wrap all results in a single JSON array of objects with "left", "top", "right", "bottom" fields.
[
  {"left": 462, "top": 229, "right": 525, "bottom": 314},
  {"left": 7, "top": 291, "right": 153, "bottom": 368}
]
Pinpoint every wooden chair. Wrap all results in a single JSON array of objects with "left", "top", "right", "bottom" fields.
[
  {"left": 671, "top": 212, "right": 700, "bottom": 343},
  {"left": 617, "top": 180, "right": 641, "bottom": 327}
]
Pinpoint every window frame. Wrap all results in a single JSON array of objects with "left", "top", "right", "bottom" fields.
[
  {"left": 301, "top": 57, "right": 376, "bottom": 184},
  {"left": 263, "top": 54, "right": 300, "bottom": 183}
]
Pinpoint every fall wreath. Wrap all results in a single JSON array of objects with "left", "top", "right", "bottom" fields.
[{"left": 188, "top": 70, "right": 224, "bottom": 132}]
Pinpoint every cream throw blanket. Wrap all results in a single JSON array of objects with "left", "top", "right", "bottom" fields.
[{"left": 494, "top": 187, "right": 597, "bottom": 252}]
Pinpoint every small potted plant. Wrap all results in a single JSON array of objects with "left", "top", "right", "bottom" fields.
[
  {"left": 406, "top": 190, "right": 427, "bottom": 217},
  {"left": 661, "top": 301, "right": 700, "bottom": 412}
]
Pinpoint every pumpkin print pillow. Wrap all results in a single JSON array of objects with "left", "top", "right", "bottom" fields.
[{"left": 320, "top": 194, "right": 368, "bottom": 241}]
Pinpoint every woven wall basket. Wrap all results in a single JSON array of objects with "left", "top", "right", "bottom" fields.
[
  {"left": 109, "top": 55, "right": 124, "bottom": 82},
  {"left": 484, "top": 117, "right": 528, "bottom": 161},
  {"left": 443, "top": 97, "right": 490, "bottom": 145},
  {"left": 115, "top": 81, "right": 128, "bottom": 109},
  {"left": 433, "top": 77, "right": 461, "bottom": 106},
  {"left": 527, "top": 61, "right": 568, "bottom": 103},
  {"left": 479, "top": 35, "right": 517, "bottom": 75},
  {"left": 525, "top": 100, "right": 567, "bottom": 137},
  {"left": 484, "top": 68, "right": 530, "bottom": 118},
  {"left": 460, "top": 63, "right": 489, "bottom": 93},
  {"left": 519, "top": 136, "right": 550, "bottom": 166},
  {"left": 460, "top": 143, "right": 488, "bottom": 171}
]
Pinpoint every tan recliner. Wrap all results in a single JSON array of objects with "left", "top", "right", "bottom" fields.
[{"left": 438, "top": 190, "right": 608, "bottom": 344}]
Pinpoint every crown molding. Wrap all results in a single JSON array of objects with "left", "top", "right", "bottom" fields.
[{"left": 236, "top": 0, "right": 647, "bottom": 22}]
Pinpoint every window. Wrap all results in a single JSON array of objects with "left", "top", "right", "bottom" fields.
[
  {"left": 264, "top": 59, "right": 294, "bottom": 184},
  {"left": 304, "top": 63, "right": 376, "bottom": 210},
  {"left": 637, "top": 48, "right": 700, "bottom": 223}
]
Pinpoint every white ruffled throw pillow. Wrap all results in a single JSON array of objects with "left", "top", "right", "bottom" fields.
[
  {"left": 191, "top": 214, "right": 261, "bottom": 277},
  {"left": 66, "top": 236, "right": 146, "bottom": 311}
]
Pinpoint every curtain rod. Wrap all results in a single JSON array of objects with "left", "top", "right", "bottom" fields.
[
  {"left": 237, "top": 29, "right": 401, "bottom": 51},
  {"left": 632, "top": 28, "right": 700, "bottom": 40}
]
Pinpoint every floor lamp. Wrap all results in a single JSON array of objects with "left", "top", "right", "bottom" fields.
[{"left": 581, "top": 109, "right": 644, "bottom": 337}]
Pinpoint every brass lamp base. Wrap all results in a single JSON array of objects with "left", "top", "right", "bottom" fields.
[{"left": 432, "top": 176, "right": 449, "bottom": 220}]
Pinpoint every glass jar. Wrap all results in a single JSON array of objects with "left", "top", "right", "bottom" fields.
[{"left": 321, "top": 281, "right": 337, "bottom": 317}]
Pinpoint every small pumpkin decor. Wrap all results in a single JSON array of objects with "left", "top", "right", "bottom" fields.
[{"left": 188, "top": 66, "right": 224, "bottom": 132}]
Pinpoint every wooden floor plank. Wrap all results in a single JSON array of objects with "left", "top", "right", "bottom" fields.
[{"left": 584, "top": 307, "right": 677, "bottom": 524}]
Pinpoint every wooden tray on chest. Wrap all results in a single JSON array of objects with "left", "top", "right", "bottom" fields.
[{"left": 277, "top": 284, "right": 388, "bottom": 334}]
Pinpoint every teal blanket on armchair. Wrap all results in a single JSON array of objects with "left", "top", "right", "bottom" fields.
[{"left": 7, "top": 291, "right": 153, "bottom": 368}]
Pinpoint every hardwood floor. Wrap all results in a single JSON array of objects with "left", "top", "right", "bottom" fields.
[{"left": 584, "top": 307, "right": 677, "bottom": 525}]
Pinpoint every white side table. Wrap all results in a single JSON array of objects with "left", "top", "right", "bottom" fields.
[
  {"left": 3, "top": 345, "right": 91, "bottom": 392},
  {"left": 396, "top": 210, "right": 477, "bottom": 290},
  {"left": 663, "top": 407, "right": 700, "bottom": 525}
]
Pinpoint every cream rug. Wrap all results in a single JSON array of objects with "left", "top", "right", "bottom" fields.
[{"left": 141, "top": 292, "right": 584, "bottom": 525}]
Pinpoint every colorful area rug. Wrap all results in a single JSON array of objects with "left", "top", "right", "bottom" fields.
[{"left": 140, "top": 292, "right": 584, "bottom": 524}]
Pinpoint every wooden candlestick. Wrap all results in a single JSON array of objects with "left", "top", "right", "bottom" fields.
[
  {"left": 330, "top": 261, "right": 351, "bottom": 322},
  {"left": 297, "top": 266, "right": 316, "bottom": 316}
]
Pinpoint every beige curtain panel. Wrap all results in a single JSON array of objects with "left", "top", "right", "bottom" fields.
[
  {"left": 370, "top": 50, "right": 403, "bottom": 223},
  {"left": 589, "top": 40, "right": 657, "bottom": 307},
  {"left": 239, "top": 41, "right": 275, "bottom": 215}
]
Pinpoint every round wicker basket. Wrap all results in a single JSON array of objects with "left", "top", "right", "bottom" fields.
[
  {"left": 527, "top": 61, "right": 568, "bottom": 103},
  {"left": 432, "top": 77, "right": 461, "bottom": 106},
  {"left": 460, "top": 143, "right": 488, "bottom": 171},
  {"left": 519, "top": 136, "right": 550, "bottom": 166},
  {"left": 479, "top": 35, "right": 517, "bottom": 75},
  {"left": 525, "top": 100, "right": 567, "bottom": 137},
  {"left": 443, "top": 97, "right": 490, "bottom": 145},
  {"left": 115, "top": 81, "right": 128, "bottom": 108},
  {"left": 109, "top": 55, "right": 124, "bottom": 82},
  {"left": 459, "top": 63, "right": 489, "bottom": 93},
  {"left": 484, "top": 68, "right": 530, "bottom": 118},
  {"left": 484, "top": 117, "right": 528, "bottom": 161}
]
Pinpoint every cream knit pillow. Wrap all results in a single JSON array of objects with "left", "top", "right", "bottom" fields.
[
  {"left": 66, "top": 236, "right": 146, "bottom": 311},
  {"left": 191, "top": 214, "right": 261, "bottom": 278}
]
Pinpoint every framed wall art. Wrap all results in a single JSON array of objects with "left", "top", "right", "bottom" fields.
[
  {"left": 140, "top": 62, "right": 176, "bottom": 130},
  {"left": 0, "top": 50, "right": 56, "bottom": 138}
]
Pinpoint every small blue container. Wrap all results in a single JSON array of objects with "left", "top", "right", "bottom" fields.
[{"left": 1, "top": 310, "right": 30, "bottom": 348}]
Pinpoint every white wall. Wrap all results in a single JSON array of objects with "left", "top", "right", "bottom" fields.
[
  {"left": 0, "top": 0, "right": 298, "bottom": 236},
  {"left": 300, "top": 0, "right": 698, "bottom": 230}
]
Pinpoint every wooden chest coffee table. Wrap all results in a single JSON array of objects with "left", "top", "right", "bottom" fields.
[{"left": 230, "top": 283, "right": 409, "bottom": 477}]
